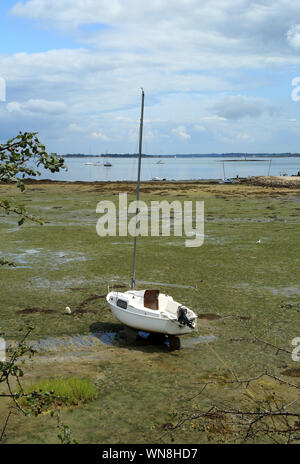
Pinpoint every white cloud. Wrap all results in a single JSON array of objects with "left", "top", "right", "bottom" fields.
[
  {"left": 287, "top": 24, "right": 300, "bottom": 49},
  {"left": 193, "top": 125, "right": 206, "bottom": 132},
  {"left": 116, "top": 116, "right": 132, "bottom": 122},
  {"left": 172, "top": 125, "right": 191, "bottom": 140},
  {"left": 201, "top": 116, "right": 227, "bottom": 122},
  {"left": 26, "top": 99, "right": 67, "bottom": 114},
  {"left": 68, "top": 123, "right": 85, "bottom": 132},
  {"left": 236, "top": 132, "right": 250, "bottom": 140},
  {"left": 7, "top": 102, "right": 22, "bottom": 112},
  {"left": 91, "top": 130, "right": 109, "bottom": 141},
  {"left": 7, "top": 99, "right": 66, "bottom": 114},
  {"left": 10, "top": 1, "right": 300, "bottom": 71},
  {"left": 2, "top": 1, "right": 300, "bottom": 153},
  {"left": 209, "top": 95, "right": 278, "bottom": 120}
]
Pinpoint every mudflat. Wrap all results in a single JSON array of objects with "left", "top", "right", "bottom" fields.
[{"left": 0, "top": 179, "right": 299, "bottom": 443}]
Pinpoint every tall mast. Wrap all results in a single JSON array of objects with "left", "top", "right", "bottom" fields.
[{"left": 131, "top": 88, "right": 145, "bottom": 290}]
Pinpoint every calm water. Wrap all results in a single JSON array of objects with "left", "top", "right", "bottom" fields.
[{"left": 38, "top": 157, "right": 300, "bottom": 182}]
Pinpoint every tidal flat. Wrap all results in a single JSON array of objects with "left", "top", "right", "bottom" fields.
[{"left": 0, "top": 180, "right": 299, "bottom": 444}]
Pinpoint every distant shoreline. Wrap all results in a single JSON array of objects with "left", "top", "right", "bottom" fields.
[
  {"left": 63, "top": 153, "right": 300, "bottom": 159},
  {"left": 1, "top": 176, "right": 299, "bottom": 189}
]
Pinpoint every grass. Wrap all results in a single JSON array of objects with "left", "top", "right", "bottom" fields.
[
  {"left": 0, "top": 180, "right": 300, "bottom": 443},
  {"left": 20, "top": 377, "right": 99, "bottom": 408}
]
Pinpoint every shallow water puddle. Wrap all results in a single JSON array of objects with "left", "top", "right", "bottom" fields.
[
  {"left": 25, "top": 331, "right": 218, "bottom": 352},
  {"left": 121, "top": 330, "right": 218, "bottom": 349},
  {"left": 1, "top": 249, "right": 86, "bottom": 268},
  {"left": 96, "top": 332, "right": 117, "bottom": 345},
  {"left": 181, "top": 335, "right": 218, "bottom": 348},
  {"left": 28, "top": 334, "right": 104, "bottom": 352},
  {"left": 265, "top": 286, "right": 300, "bottom": 296}
]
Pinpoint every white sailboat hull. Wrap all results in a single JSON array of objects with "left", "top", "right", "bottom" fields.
[{"left": 107, "top": 291, "right": 197, "bottom": 336}]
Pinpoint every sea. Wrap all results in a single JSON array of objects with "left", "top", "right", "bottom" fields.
[{"left": 37, "top": 156, "right": 300, "bottom": 182}]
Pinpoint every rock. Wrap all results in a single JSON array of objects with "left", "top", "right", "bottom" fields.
[{"left": 64, "top": 306, "right": 72, "bottom": 315}]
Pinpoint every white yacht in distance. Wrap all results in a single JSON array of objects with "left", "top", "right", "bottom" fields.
[{"left": 85, "top": 162, "right": 102, "bottom": 166}]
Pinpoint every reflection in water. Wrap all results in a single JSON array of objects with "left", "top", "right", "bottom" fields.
[
  {"left": 96, "top": 330, "right": 218, "bottom": 349},
  {"left": 27, "top": 331, "right": 218, "bottom": 352},
  {"left": 97, "top": 332, "right": 117, "bottom": 345}
]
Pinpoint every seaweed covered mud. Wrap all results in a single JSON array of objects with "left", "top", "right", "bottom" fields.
[{"left": 0, "top": 179, "right": 299, "bottom": 443}]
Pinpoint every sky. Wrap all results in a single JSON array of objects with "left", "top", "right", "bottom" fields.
[{"left": 1, "top": 1, "right": 300, "bottom": 154}]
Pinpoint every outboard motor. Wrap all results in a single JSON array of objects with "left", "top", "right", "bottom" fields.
[{"left": 177, "top": 305, "right": 194, "bottom": 328}]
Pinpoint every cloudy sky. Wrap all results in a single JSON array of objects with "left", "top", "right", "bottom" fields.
[{"left": 1, "top": 0, "right": 300, "bottom": 154}]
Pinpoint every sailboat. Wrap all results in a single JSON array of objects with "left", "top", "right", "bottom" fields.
[
  {"left": 219, "top": 161, "right": 233, "bottom": 184},
  {"left": 106, "top": 90, "right": 197, "bottom": 350}
]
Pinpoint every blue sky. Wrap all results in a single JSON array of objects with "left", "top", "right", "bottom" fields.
[
  {"left": 1, "top": 1, "right": 300, "bottom": 154},
  {"left": 0, "top": 1, "right": 79, "bottom": 53}
]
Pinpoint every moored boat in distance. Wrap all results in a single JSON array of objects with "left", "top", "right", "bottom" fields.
[
  {"left": 219, "top": 178, "right": 234, "bottom": 184},
  {"left": 85, "top": 162, "right": 102, "bottom": 166}
]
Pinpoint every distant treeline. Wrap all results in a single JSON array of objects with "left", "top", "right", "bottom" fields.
[{"left": 63, "top": 153, "right": 300, "bottom": 158}]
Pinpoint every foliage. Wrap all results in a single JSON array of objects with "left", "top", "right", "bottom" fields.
[
  {"left": 0, "top": 131, "right": 65, "bottom": 265},
  {"left": 0, "top": 133, "right": 72, "bottom": 442},
  {"left": 21, "top": 377, "right": 99, "bottom": 408},
  {"left": 0, "top": 131, "right": 65, "bottom": 189},
  {"left": 168, "top": 371, "right": 300, "bottom": 444},
  {"left": 0, "top": 326, "right": 76, "bottom": 444},
  {"left": 160, "top": 321, "right": 300, "bottom": 445}
]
